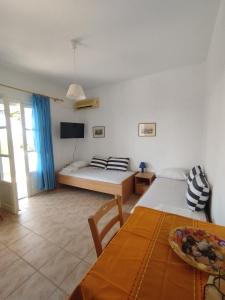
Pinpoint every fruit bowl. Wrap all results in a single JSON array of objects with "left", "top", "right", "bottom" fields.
[{"left": 169, "top": 227, "right": 225, "bottom": 275}]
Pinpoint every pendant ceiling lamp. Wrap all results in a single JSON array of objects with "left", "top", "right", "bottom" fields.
[{"left": 66, "top": 39, "right": 86, "bottom": 100}]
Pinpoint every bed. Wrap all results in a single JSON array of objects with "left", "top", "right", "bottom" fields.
[
  {"left": 134, "top": 177, "right": 207, "bottom": 221},
  {"left": 57, "top": 167, "right": 135, "bottom": 202}
]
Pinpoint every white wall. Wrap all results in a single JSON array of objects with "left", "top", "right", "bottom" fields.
[
  {"left": 77, "top": 64, "right": 205, "bottom": 171},
  {"left": 203, "top": 1, "right": 225, "bottom": 225},
  {"left": 0, "top": 65, "right": 79, "bottom": 171},
  {"left": 50, "top": 100, "right": 85, "bottom": 170}
]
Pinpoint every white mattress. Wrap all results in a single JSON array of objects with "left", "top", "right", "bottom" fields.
[
  {"left": 59, "top": 166, "right": 134, "bottom": 184},
  {"left": 135, "top": 178, "right": 206, "bottom": 221}
]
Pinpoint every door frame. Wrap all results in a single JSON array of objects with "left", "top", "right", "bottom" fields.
[
  {"left": 0, "top": 97, "right": 18, "bottom": 213},
  {"left": 20, "top": 102, "right": 33, "bottom": 197}
]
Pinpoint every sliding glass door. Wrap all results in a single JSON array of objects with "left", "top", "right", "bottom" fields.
[
  {"left": 9, "top": 102, "right": 28, "bottom": 199},
  {"left": 23, "top": 104, "right": 38, "bottom": 196}
]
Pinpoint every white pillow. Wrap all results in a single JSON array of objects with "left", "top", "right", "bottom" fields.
[
  {"left": 70, "top": 161, "right": 88, "bottom": 169},
  {"left": 59, "top": 166, "right": 75, "bottom": 175},
  {"left": 156, "top": 168, "right": 188, "bottom": 181}
]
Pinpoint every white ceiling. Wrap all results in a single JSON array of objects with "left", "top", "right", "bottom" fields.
[{"left": 0, "top": 0, "right": 220, "bottom": 88}]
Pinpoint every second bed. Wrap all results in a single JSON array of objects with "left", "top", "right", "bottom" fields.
[{"left": 135, "top": 177, "right": 207, "bottom": 221}]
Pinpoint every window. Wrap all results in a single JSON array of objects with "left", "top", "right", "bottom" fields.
[
  {"left": 0, "top": 156, "right": 11, "bottom": 182},
  {"left": 0, "top": 102, "right": 11, "bottom": 182},
  {"left": 0, "top": 104, "right": 6, "bottom": 127},
  {"left": 24, "top": 107, "right": 37, "bottom": 172},
  {"left": 0, "top": 128, "right": 9, "bottom": 155}
]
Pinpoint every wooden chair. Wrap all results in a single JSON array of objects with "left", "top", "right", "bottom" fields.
[{"left": 88, "top": 196, "right": 127, "bottom": 257}]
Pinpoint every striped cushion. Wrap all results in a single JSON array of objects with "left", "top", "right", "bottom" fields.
[
  {"left": 89, "top": 157, "right": 107, "bottom": 169},
  {"left": 186, "top": 174, "right": 210, "bottom": 211},
  {"left": 187, "top": 165, "right": 203, "bottom": 184},
  {"left": 106, "top": 157, "right": 129, "bottom": 172}
]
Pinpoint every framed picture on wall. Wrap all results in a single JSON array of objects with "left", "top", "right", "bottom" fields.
[
  {"left": 138, "top": 123, "right": 156, "bottom": 137},
  {"left": 93, "top": 126, "right": 105, "bottom": 138}
]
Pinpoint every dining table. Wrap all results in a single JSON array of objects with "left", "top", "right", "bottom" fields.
[{"left": 69, "top": 206, "right": 225, "bottom": 300}]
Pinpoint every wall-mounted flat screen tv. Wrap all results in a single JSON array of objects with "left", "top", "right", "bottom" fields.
[{"left": 60, "top": 122, "right": 84, "bottom": 138}]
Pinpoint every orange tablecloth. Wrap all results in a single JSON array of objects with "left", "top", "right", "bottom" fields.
[{"left": 70, "top": 207, "right": 225, "bottom": 300}]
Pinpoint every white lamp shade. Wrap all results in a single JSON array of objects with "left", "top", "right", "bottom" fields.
[{"left": 66, "top": 84, "right": 86, "bottom": 100}]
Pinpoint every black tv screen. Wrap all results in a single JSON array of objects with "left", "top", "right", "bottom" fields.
[{"left": 60, "top": 122, "right": 84, "bottom": 138}]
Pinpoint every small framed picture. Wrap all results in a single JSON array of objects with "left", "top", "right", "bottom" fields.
[
  {"left": 138, "top": 123, "right": 156, "bottom": 137},
  {"left": 93, "top": 126, "right": 105, "bottom": 138}
]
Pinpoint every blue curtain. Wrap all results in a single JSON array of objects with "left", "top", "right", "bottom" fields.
[{"left": 32, "top": 94, "right": 56, "bottom": 191}]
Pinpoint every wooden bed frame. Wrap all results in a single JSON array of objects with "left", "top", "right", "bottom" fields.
[{"left": 56, "top": 172, "right": 135, "bottom": 203}]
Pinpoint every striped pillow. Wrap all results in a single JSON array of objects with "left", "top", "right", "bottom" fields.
[
  {"left": 187, "top": 165, "right": 203, "bottom": 184},
  {"left": 106, "top": 157, "right": 129, "bottom": 172},
  {"left": 89, "top": 157, "right": 107, "bottom": 169},
  {"left": 186, "top": 174, "right": 210, "bottom": 211}
]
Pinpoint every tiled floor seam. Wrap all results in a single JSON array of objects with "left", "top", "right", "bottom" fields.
[
  {"left": 0, "top": 189, "right": 139, "bottom": 299},
  {"left": 1, "top": 245, "right": 67, "bottom": 293},
  {"left": 58, "top": 259, "right": 91, "bottom": 295},
  {"left": 49, "top": 257, "right": 83, "bottom": 290},
  {"left": 46, "top": 287, "right": 69, "bottom": 300},
  {"left": 0, "top": 230, "right": 31, "bottom": 247},
  {"left": 11, "top": 225, "right": 72, "bottom": 252},
  {"left": 21, "top": 223, "right": 86, "bottom": 252},
  {"left": 2, "top": 265, "right": 36, "bottom": 299},
  {"left": 3, "top": 242, "right": 61, "bottom": 270},
  {"left": 3, "top": 259, "right": 68, "bottom": 300},
  {"left": 1, "top": 245, "right": 75, "bottom": 297}
]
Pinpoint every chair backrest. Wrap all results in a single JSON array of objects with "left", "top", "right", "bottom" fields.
[{"left": 88, "top": 196, "right": 124, "bottom": 257}]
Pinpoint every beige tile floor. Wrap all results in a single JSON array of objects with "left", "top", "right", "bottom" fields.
[{"left": 0, "top": 187, "right": 138, "bottom": 300}]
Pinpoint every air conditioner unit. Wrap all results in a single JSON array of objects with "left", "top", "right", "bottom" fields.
[{"left": 75, "top": 98, "right": 99, "bottom": 110}]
